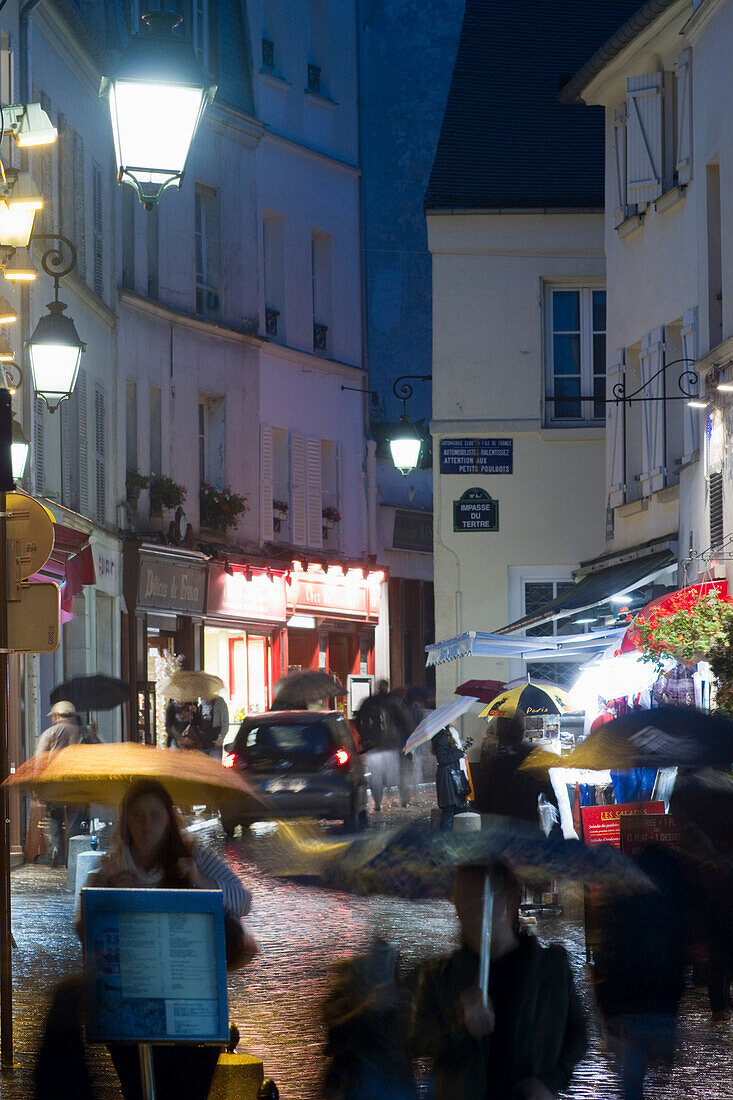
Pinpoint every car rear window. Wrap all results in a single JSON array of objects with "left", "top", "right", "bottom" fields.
[{"left": 242, "top": 722, "right": 332, "bottom": 758}]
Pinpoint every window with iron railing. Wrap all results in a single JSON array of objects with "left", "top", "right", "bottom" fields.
[
  {"left": 307, "top": 64, "right": 321, "bottom": 94},
  {"left": 262, "top": 38, "right": 274, "bottom": 70}
]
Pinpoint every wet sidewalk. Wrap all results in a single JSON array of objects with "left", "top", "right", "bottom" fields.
[{"left": 3, "top": 801, "right": 733, "bottom": 1098}]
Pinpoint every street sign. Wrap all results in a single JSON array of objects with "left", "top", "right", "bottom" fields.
[
  {"left": 5, "top": 492, "right": 55, "bottom": 580},
  {"left": 7, "top": 582, "right": 59, "bottom": 652},
  {"left": 453, "top": 488, "right": 499, "bottom": 532},
  {"left": 440, "top": 438, "right": 513, "bottom": 475}
]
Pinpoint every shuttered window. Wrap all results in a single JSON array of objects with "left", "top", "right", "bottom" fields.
[
  {"left": 675, "top": 50, "right": 692, "bottom": 186},
  {"left": 640, "top": 327, "right": 666, "bottom": 495},
  {"left": 77, "top": 369, "right": 89, "bottom": 514},
  {"left": 95, "top": 387, "right": 106, "bottom": 524},
  {"left": 710, "top": 471, "right": 724, "bottom": 550},
  {"left": 32, "top": 88, "right": 53, "bottom": 231},
  {"left": 290, "top": 431, "right": 306, "bottom": 546},
  {"left": 626, "top": 74, "right": 664, "bottom": 205},
  {"left": 306, "top": 436, "right": 322, "bottom": 548},
  {"left": 260, "top": 425, "right": 274, "bottom": 542},
  {"left": 608, "top": 348, "right": 626, "bottom": 508},
  {"left": 92, "top": 162, "right": 104, "bottom": 298},
  {"left": 33, "top": 397, "right": 45, "bottom": 495}
]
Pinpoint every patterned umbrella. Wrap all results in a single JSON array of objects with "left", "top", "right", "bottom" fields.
[
  {"left": 158, "top": 670, "right": 224, "bottom": 703},
  {"left": 478, "top": 683, "right": 573, "bottom": 719},
  {"left": 403, "top": 695, "right": 479, "bottom": 752}
]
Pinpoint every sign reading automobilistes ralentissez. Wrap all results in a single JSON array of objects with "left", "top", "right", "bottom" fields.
[{"left": 440, "top": 438, "right": 513, "bottom": 475}]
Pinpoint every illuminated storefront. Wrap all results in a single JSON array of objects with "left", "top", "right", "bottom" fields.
[{"left": 204, "top": 563, "right": 287, "bottom": 720}]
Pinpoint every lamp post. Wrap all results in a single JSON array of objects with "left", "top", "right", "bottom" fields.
[
  {"left": 26, "top": 236, "right": 85, "bottom": 411},
  {"left": 100, "top": 9, "right": 217, "bottom": 209},
  {"left": 388, "top": 374, "right": 432, "bottom": 475}
]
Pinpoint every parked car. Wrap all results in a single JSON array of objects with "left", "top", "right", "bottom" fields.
[{"left": 220, "top": 710, "right": 369, "bottom": 834}]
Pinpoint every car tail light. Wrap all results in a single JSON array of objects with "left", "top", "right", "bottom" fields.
[
  {"left": 222, "top": 752, "right": 240, "bottom": 769},
  {"left": 331, "top": 748, "right": 350, "bottom": 767}
]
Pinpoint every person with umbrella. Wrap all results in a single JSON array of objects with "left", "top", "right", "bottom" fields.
[
  {"left": 35, "top": 701, "right": 90, "bottom": 866},
  {"left": 432, "top": 725, "right": 470, "bottom": 830},
  {"left": 411, "top": 860, "right": 587, "bottom": 1099}
]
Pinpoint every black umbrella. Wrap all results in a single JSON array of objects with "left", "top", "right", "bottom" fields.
[
  {"left": 50, "top": 674, "right": 130, "bottom": 713},
  {"left": 566, "top": 706, "right": 733, "bottom": 770}
]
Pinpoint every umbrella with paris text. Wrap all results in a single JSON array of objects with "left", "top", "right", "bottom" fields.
[{"left": 478, "top": 683, "right": 573, "bottom": 719}]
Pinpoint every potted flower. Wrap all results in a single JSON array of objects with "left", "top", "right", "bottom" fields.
[
  {"left": 125, "top": 469, "right": 149, "bottom": 506},
  {"left": 149, "top": 475, "right": 186, "bottom": 516},
  {"left": 273, "top": 499, "right": 289, "bottom": 533},
  {"left": 200, "top": 484, "right": 249, "bottom": 532},
  {"left": 634, "top": 592, "right": 733, "bottom": 672},
  {"left": 322, "top": 505, "right": 341, "bottom": 539}
]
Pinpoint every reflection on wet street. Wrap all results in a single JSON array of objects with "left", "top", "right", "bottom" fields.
[{"left": 5, "top": 810, "right": 733, "bottom": 1098}]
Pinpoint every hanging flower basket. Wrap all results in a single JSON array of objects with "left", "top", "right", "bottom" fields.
[
  {"left": 322, "top": 506, "right": 340, "bottom": 538},
  {"left": 149, "top": 475, "right": 186, "bottom": 516},
  {"left": 126, "top": 469, "right": 149, "bottom": 505},
  {"left": 633, "top": 591, "right": 733, "bottom": 673},
  {"left": 200, "top": 484, "right": 249, "bottom": 532}
]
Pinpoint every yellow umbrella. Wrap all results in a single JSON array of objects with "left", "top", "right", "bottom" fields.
[
  {"left": 3, "top": 741, "right": 254, "bottom": 808},
  {"left": 478, "top": 682, "right": 573, "bottom": 719}
]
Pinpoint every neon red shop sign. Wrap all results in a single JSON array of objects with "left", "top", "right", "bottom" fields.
[
  {"left": 207, "top": 564, "right": 287, "bottom": 623},
  {"left": 289, "top": 570, "right": 380, "bottom": 621}
]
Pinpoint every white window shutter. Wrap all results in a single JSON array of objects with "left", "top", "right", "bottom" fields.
[
  {"left": 626, "top": 74, "right": 664, "bottom": 204},
  {"left": 33, "top": 396, "right": 45, "bottom": 496},
  {"left": 77, "top": 368, "right": 88, "bottom": 514},
  {"left": 336, "top": 442, "right": 344, "bottom": 548},
  {"left": 260, "top": 424, "right": 274, "bottom": 541},
  {"left": 306, "top": 436, "right": 322, "bottom": 549},
  {"left": 290, "top": 431, "right": 306, "bottom": 546},
  {"left": 640, "top": 327, "right": 666, "bottom": 495},
  {"left": 682, "top": 307, "right": 700, "bottom": 460},
  {"left": 613, "top": 103, "right": 629, "bottom": 226},
  {"left": 73, "top": 130, "right": 86, "bottom": 280},
  {"left": 92, "top": 162, "right": 104, "bottom": 298},
  {"left": 61, "top": 402, "right": 71, "bottom": 506},
  {"left": 608, "top": 348, "right": 626, "bottom": 508},
  {"left": 675, "top": 49, "right": 692, "bottom": 186},
  {"left": 95, "top": 386, "right": 106, "bottom": 524}
]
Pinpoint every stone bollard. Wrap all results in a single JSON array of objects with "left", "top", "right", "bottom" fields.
[
  {"left": 207, "top": 1053, "right": 265, "bottom": 1100},
  {"left": 74, "top": 850, "right": 106, "bottom": 903},
  {"left": 66, "top": 835, "right": 94, "bottom": 893},
  {"left": 453, "top": 812, "right": 481, "bottom": 833},
  {"left": 430, "top": 808, "right": 442, "bottom": 831}
]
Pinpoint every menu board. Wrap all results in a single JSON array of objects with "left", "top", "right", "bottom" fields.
[
  {"left": 620, "top": 813, "right": 680, "bottom": 857},
  {"left": 82, "top": 889, "right": 229, "bottom": 1044},
  {"left": 581, "top": 801, "right": 665, "bottom": 849}
]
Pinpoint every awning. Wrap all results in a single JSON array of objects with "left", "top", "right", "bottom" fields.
[
  {"left": 30, "top": 526, "right": 96, "bottom": 623},
  {"left": 425, "top": 627, "right": 625, "bottom": 667},
  {"left": 494, "top": 549, "right": 676, "bottom": 635}
]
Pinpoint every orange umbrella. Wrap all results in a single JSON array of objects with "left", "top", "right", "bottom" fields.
[{"left": 4, "top": 741, "right": 255, "bottom": 808}]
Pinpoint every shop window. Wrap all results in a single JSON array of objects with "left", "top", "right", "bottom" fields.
[{"left": 546, "top": 287, "right": 606, "bottom": 424}]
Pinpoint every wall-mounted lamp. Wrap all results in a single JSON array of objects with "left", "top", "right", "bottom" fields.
[
  {"left": 1, "top": 102, "right": 57, "bottom": 148},
  {"left": 0, "top": 172, "right": 44, "bottom": 249},
  {"left": 26, "top": 236, "right": 86, "bottom": 411},
  {"left": 387, "top": 374, "right": 432, "bottom": 476},
  {"left": 2, "top": 246, "right": 36, "bottom": 281}
]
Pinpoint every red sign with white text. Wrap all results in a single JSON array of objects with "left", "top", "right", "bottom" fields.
[
  {"left": 207, "top": 564, "right": 287, "bottom": 623},
  {"left": 289, "top": 571, "right": 379, "bottom": 622},
  {"left": 581, "top": 801, "right": 665, "bottom": 849}
]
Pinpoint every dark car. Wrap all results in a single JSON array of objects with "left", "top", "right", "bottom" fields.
[{"left": 220, "top": 710, "right": 368, "bottom": 834}]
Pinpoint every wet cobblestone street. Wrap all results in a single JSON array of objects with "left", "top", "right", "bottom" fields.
[{"left": 3, "top": 800, "right": 733, "bottom": 1098}]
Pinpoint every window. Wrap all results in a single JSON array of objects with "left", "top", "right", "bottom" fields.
[
  {"left": 311, "top": 231, "right": 332, "bottom": 356},
  {"left": 194, "top": 185, "right": 221, "bottom": 318},
  {"left": 122, "top": 185, "right": 135, "bottom": 290},
  {"left": 92, "top": 162, "right": 104, "bottom": 299},
  {"left": 198, "top": 399, "right": 206, "bottom": 485},
  {"left": 192, "top": 0, "right": 210, "bottom": 71},
  {"left": 263, "top": 213, "right": 285, "bottom": 341},
  {"left": 198, "top": 395, "right": 225, "bottom": 489},
  {"left": 546, "top": 287, "right": 606, "bottom": 423},
  {"left": 523, "top": 580, "right": 576, "bottom": 639},
  {"left": 31, "top": 88, "right": 53, "bottom": 232},
  {"left": 62, "top": 368, "right": 88, "bottom": 513},
  {"left": 262, "top": 38, "right": 274, "bottom": 70},
  {"left": 58, "top": 118, "right": 86, "bottom": 280},
  {"left": 147, "top": 203, "right": 159, "bottom": 299},
  {"left": 149, "top": 385, "right": 162, "bottom": 476},
  {"left": 308, "top": 0, "right": 330, "bottom": 95}
]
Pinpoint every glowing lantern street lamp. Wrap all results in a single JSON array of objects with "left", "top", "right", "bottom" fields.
[
  {"left": 387, "top": 374, "right": 432, "bottom": 475},
  {"left": 10, "top": 416, "right": 28, "bottom": 481},
  {"left": 100, "top": 10, "right": 217, "bottom": 209},
  {"left": 26, "top": 237, "right": 85, "bottom": 412},
  {"left": 0, "top": 173, "right": 43, "bottom": 249}
]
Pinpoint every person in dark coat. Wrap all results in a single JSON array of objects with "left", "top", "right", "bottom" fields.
[
  {"left": 411, "top": 862, "right": 587, "bottom": 1099},
  {"left": 475, "top": 716, "right": 559, "bottom": 829},
  {"left": 355, "top": 681, "right": 412, "bottom": 811},
  {"left": 432, "top": 726, "right": 468, "bottom": 830}
]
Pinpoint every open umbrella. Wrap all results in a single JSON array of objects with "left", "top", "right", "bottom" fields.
[
  {"left": 455, "top": 679, "right": 506, "bottom": 703},
  {"left": 158, "top": 670, "right": 224, "bottom": 703},
  {"left": 478, "top": 683, "right": 573, "bottom": 719},
  {"left": 271, "top": 669, "right": 345, "bottom": 709},
  {"left": 3, "top": 741, "right": 255, "bottom": 808},
  {"left": 50, "top": 674, "right": 130, "bottom": 712},
  {"left": 403, "top": 695, "right": 479, "bottom": 753},
  {"left": 620, "top": 581, "right": 731, "bottom": 653},
  {"left": 524, "top": 706, "right": 733, "bottom": 772}
]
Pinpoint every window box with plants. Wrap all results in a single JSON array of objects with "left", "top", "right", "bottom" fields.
[
  {"left": 126, "top": 470, "right": 149, "bottom": 506},
  {"left": 200, "top": 484, "right": 249, "bottom": 533},
  {"left": 322, "top": 505, "right": 341, "bottom": 539},
  {"left": 273, "top": 499, "right": 289, "bottom": 533},
  {"left": 149, "top": 475, "right": 186, "bottom": 517}
]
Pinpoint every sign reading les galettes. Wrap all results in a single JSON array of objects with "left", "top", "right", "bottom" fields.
[
  {"left": 137, "top": 554, "right": 207, "bottom": 613},
  {"left": 581, "top": 801, "right": 665, "bottom": 849}
]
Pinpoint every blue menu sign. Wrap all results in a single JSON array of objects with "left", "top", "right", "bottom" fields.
[
  {"left": 440, "top": 438, "right": 513, "bottom": 475},
  {"left": 453, "top": 488, "right": 499, "bottom": 532}
]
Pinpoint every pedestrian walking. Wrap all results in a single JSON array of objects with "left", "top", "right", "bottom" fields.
[
  {"left": 355, "top": 680, "right": 407, "bottom": 811},
  {"left": 198, "top": 690, "right": 230, "bottom": 759},
  {"left": 432, "top": 725, "right": 469, "bottom": 830},
  {"left": 475, "top": 716, "right": 559, "bottom": 830},
  {"left": 85, "top": 779, "right": 254, "bottom": 1100},
  {"left": 165, "top": 698, "right": 203, "bottom": 750},
  {"left": 411, "top": 861, "right": 587, "bottom": 1098},
  {"left": 35, "top": 701, "right": 85, "bottom": 866}
]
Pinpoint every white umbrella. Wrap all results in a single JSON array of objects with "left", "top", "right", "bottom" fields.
[{"left": 404, "top": 695, "right": 479, "bottom": 753}]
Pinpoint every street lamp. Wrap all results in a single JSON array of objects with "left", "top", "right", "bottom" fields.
[
  {"left": 0, "top": 172, "right": 43, "bottom": 249},
  {"left": 1, "top": 102, "right": 57, "bottom": 148},
  {"left": 1, "top": 247, "right": 36, "bottom": 281},
  {"left": 10, "top": 415, "right": 28, "bottom": 480},
  {"left": 100, "top": 9, "right": 217, "bottom": 209},
  {"left": 387, "top": 374, "right": 432, "bottom": 476},
  {"left": 26, "top": 236, "right": 85, "bottom": 411}
]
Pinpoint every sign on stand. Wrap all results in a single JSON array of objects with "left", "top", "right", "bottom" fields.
[
  {"left": 453, "top": 488, "right": 499, "bottom": 532},
  {"left": 581, "top": 801, "right": 665, "bottom": 849}
]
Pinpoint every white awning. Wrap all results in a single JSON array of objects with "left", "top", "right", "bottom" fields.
[{"left": 425, "top": 627, "right": 626, "bottom": 667}]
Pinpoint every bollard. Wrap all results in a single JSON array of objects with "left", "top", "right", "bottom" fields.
[
  {"left": 66, "top": 834, "right": 94, "bottom": 893},
  {"left": 74, "top": 850, "right": 106, "bottom": 903},
  {"left": 207, "top": 1052, "right": 265, "bottom": 1100},
  {"left": 453, "top": 811, "right": 481, "bottom": 833}
]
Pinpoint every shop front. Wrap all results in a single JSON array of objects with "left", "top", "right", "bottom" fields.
[
  {"left": 204, "top": 563, "right": 287, "bottom": 721},
  {"left": 286, "top": 566, "right": 381, "bottom": 716},
  {"left": 123, "top": 544, "right": 208, "bottom": 744}
]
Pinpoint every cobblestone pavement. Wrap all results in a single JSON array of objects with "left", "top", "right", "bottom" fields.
[{"left": 3, "top": 795, "right": 732, "bottom": 1098}]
